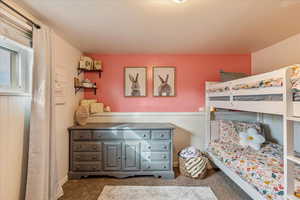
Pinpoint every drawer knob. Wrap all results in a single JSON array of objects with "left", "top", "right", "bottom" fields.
[
  {"left": 92, "top": 156, "right": 97, "bottom": 160},
  {"left": 161, "top": 134, "right": 164, "bottom": 137},
  {"left": 163, "top": 156, "right": 167, "bottom": 159},
  {"left": 143, "top": 134, "right": 147, "bottom": 137},
  {"left": 148, "top": 156, "right": 151, "bottom": 159},
  {"left": 147, "top": 166, "right": 151, "bottom": 169},
  {"left": 93, "top": 146, "right": 97, "bottom": 150},
  {"left": 164, "top": 166, "right": 167, "bottom": 169},
  {"left": 163, "top": 146, "right": 167, "bottom": 149},
  {"left": 148, "top": 146, "right": 151, "bottom": 149}
]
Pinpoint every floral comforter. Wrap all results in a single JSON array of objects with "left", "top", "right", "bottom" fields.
[{"left": 208, "top": 140, "right": 284, "bottom": 200}]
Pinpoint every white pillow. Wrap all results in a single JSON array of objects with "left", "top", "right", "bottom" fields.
[{"left": 239, "top": 128, "right": 265, "bottom": 150}]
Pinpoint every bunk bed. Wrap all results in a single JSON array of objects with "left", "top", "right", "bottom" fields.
[{"left": 205, "top": 65, "right": 300, "bottom": 200}]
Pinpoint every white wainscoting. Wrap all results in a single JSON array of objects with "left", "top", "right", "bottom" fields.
[
  {"left": 88, "top": 112, "right": 205, "bottom": 166},
  {"left": 0, "top": 95, "right": 31, "bottom": 200}
]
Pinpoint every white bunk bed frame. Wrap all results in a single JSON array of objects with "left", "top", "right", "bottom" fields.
[{"left": 205, "top": 66, "right": 300, "bottom": 200}]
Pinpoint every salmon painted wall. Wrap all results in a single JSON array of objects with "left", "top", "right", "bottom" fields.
[{"left": 84, "top": 54, "right": 251, "bottom": 112}]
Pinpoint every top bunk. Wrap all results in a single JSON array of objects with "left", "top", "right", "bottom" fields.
[{"left": 206, "top": 65, "right": 300, "bottom": 116}]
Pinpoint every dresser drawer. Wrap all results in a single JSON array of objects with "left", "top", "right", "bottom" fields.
[
  {"left": 142, "top": 161, "right": 170, "bottom": 171},
  {"left": 73, "top": 152, "right": 101, "bottom": 161},
  {"left": 72, "top": 131, "right": 92, "bottom": 141},
  {"left": 93, "top": 130, "right": 121, "bottom": 140},
  {"left": 122, "top": 130, "right": 150, "bottom": 140},
  {"left": 93, "top": 130, "right": 150, "bottom": 140},
  {"left": 142, "top": 141, "right": 170, "bottom": 152},
  {"left": 151, "top": 130, "right": 171, "bottom": 140},
  {"left": 73, "top": 162, "right": 101, "bottom": 171},
  {"left": 142, "top": 152, "right": 169, "bottom": 161},
  {"left": 73, "top": 142, "right": 101, "bottom": 152}
]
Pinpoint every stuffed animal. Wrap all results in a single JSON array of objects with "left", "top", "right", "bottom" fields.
[{"left": 239, "top": 128, "right": 265, "bottom": 150}]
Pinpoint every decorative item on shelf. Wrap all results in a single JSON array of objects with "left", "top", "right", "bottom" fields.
[
  {"left": 79, "top": 56, "right": 93, "bottom": 70},
  {"left": 104, "top": 105, "right": 111, "bottom": 112},
  {"left": 93, "top": 59, "right": 102, "bottom": 70},
  {"left": 82, "top": 79, "right": 96, "bottom": 88},
  {"left": 90, "top": 102, "right": 104, "bottom": 113},
  {"left": 74, "top": 78, "right": 97, "bottom": 95},
  {"left": 80, "top": 99, "right": 97, "bottom": 112},
  {"left": 75, "top": 105, "right": 89, "bottom": 126},
  {"left": 77, "top": 56, "right": 103, "bottom": 77}
]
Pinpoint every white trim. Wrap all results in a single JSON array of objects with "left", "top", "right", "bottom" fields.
[
  {"left": 91, "top": 112, "right": 204, "bottom": 117},
  {"left": 0, "top": 92, "right": 31, "bottom": 96}
]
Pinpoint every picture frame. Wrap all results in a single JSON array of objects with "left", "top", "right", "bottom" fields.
[
  {"left": 153, "top": 66, "right": 176, "bottom": 97},
  {"left": 124, "top": 66, "right": 147, "bottom": 97}
]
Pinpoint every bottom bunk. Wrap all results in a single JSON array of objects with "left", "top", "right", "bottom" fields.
[
  {"left": 208, "top": 141, "right": 284, "bottom": 200},
  {"left": 207, "top": 120, "right": 285, "bottom": 200}
]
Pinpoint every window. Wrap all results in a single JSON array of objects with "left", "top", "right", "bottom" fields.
[
  {"left": 0, "top": 46, "right": 19, "bottom": 89},
  {"left": 0, "top": 37, "right": 33, "bottom": 95}
]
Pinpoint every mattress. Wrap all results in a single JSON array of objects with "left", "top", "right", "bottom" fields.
[{"left": 208, "top": 140, "right": 284, "bottom": 200}]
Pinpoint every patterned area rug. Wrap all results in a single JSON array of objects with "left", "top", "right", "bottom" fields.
[{"left": 98, "top": 186, "right": 218, "bottom": 200}]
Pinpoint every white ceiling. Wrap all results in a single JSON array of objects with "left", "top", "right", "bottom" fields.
[{"left": 15, "top": 0, "right": 300, "bottom": 54}]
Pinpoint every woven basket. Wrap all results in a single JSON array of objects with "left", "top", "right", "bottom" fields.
[{"left": 179, "top": 155, "right": 208, "bottom": 179}]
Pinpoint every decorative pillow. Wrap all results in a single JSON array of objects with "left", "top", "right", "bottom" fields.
[
  {"left": 219, "top": 120, "right": 239, "bottom": 144},
  {"left": 239, "top": 128, "right": 265, "bottom": 150},
  {"left": 218, "top": 120, "right": 263, "bottom": 144}
]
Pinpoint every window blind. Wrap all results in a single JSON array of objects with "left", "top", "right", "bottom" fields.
[{"left": 0, "top": 3, "right": 33, "bottom": 47}]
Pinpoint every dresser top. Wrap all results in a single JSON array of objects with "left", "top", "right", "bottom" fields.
[{"left": 69, "top": 123, "right": 175, "bottom": 130}]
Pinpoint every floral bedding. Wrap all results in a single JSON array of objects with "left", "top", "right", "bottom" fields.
[
  {"left": 291, "top": 65, "right": 300, "bottom": 92},
  {"left": 208, "top": 140, "right": 284, "bottom": 200},
  {"left": 206, "top": 86, "right": 230, "bottom": 94},
  {"left": 231, "top": 77, "right": 283, "bottom": 91}
]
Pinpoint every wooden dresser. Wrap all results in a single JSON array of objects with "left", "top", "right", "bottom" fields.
[{"left": 68, "top": 123, "right": 175, "bottom": 179}]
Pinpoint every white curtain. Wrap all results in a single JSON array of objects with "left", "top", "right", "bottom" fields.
[{"left": 26, "top": 25, "right": 63, "bottom": 200}]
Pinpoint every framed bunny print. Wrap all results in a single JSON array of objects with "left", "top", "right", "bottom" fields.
[
  {"left": 124, "top": 67, "right": 147, "bottom": 97},
  {"left": 153, "top": 66, "right": 176, "bottom": 97}
]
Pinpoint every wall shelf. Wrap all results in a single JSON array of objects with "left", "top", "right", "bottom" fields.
[
  {"left": 77, "top": 68, "right": 103, "bottom": 78},
  {"left": 74, "top": 86, "right": 97, "bottom": 95}
]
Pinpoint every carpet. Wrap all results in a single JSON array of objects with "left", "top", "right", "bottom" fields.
[{"left": 98, "top": 186, "right": 218, "bottom": 200}]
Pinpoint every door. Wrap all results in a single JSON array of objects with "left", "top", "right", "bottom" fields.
[
  {"left": 122, "top": 142, "right": 141, "bottom": 171},
  {"left": 103, "top": 141, "right": 122, "bottom": 170}
]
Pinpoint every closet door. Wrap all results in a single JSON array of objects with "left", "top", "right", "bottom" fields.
[
  {"left": 122, "top": 142, "right": 141, "bottom": 171},
  {"left": 103, "top": 142, "right": 122, "bottom": 170}
]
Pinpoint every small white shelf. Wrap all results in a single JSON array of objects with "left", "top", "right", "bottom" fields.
[
  {"left": 287, "top": 155, "right": 300, "bottom": 165},
  {"left": 287, "top": 116, "right": 300, "bottom": 122}
]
